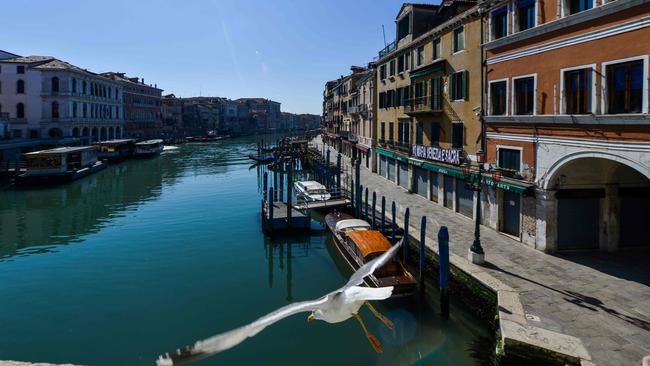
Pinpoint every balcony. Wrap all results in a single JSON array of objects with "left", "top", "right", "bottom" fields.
[
  {"left": 378, "top": 41, "right": 396, "bottom": 58},
  {"left": 404, "top": 95, "right": 443, "bottom": 116}
]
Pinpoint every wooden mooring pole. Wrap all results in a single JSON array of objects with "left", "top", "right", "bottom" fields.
[
  {"left": 391, "top": 201, "right": 397, "bottom": 244},
  {"left": 381, "top": 196, "right": 386, "bottom": 234},
  {"left": 419, "top": 216, "right": 427, "bottom": 289},
  {"left": 439, "top": 226, "right": 450, "bottom": 319},
  {"left": 364, "top": 187, "right": 369, "bottom": 220},
  {"left": 403, "top": 208, "right": 409, "bottom": 262},
  {"left": 372, "top": 192, "right": 377, "bottom": 228},
  {"left": 287, "top": 162, "right": 292, "bottom": 223}
]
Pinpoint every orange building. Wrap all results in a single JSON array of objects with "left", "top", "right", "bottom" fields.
[{"left": 481, "top": 0, "right": 650, "bottom": 251}]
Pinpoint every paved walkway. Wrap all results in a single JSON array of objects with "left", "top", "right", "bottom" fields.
[{"left": 317, "top": 138, "right": 650, "bottom": 366}]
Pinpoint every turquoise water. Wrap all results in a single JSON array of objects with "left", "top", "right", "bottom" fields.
[{"left": 0, "top": 138, "right": 489, "bottom": 366}]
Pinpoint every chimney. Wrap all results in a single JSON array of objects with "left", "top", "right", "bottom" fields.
[{"left": 141, "top": 78, "right": 145, "bottom": 84}]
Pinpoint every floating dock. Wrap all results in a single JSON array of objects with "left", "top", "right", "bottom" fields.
[{"left": 262, "top": 200, "right": 311, "bottom": 233}]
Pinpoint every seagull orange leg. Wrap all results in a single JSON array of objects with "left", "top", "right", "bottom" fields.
[
  {"left": 354, "top": 313, "right": 383, "bottom": 353},
  {"left": 365, "top": 301, "right": 393, "bottom": 330}
]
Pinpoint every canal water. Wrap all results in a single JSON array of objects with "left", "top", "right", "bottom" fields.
[{"left": 0, "top": 137, "right": 490, "bottom": 366}]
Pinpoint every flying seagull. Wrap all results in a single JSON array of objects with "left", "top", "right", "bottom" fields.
[{"left": 156, "top": 238, "right": 403, "bottom": 365}]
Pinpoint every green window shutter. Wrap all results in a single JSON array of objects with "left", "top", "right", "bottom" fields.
[{"left": 463, "top": 70, "right": 469, "bottom": 100}]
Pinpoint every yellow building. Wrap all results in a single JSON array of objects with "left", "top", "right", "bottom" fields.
[{"left": 375, "top": 2, "right": 482, "bottom": 219}]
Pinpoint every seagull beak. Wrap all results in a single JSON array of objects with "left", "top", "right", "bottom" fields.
[{"left": 307, "top": 314, "right": 315, "bottom": 322}]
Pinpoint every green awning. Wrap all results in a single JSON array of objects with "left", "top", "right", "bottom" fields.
[
  {"left": 375, "top": 147, "right": 408, "bottom": 162},
  {"left": 409, "top": 61, "right": 445, "bottom": 79},
  {"left": 482, "top": 176, "right": 531, "bottom": 193},
  {"left": 420, "top": 161, "right": 466, "bottom": 179}
]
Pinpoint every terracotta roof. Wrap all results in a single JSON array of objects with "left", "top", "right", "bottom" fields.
[{"left": 346, "top": 230, "right": 392, "bottom": 258}]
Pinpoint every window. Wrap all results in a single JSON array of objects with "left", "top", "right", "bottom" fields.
[
  {"left": 415, "top": 123, "right": 423, "bottom": 145},
  {"left": 389, "top": 59, "right": 396, "bottom": 76},
  {"left": 379, "top": 92, "right": 386, "bottom": 108},
  {"left": 414, "top": 81, "right": 426, "bottom": 102},
  {"left": 17, "top": 65, "right": 24, "bottom": 74},
  {"left": 380, "top": 122, "right": 386, "bottom": 141},
  {"left": 566, "top": 0, "right": 593, "bottom": 15},
  {"left": 490, "top": 80, "right": 508, "bottom": 115},
  {"left": 52, "top": 77, "right": 59, "bottom": 93},
  {"left": 52, "top": 102, "right": 59, "bottom": 119},
  {"left": 16, "top": 103, "right": 24, "bottom": 118},
  {"left": 83, "top": 81, "right": 87, "bottom": 94},
  {"left": 389, "top": 122, "right": 394, "bottom": 142},
  {"left": 397, "top": 13, "right": 412, "bottom": 41},
  {"left": 432, "top": 38, "right": 441, "bottom": 60},
  {"left": 514, "top": 76, "right": 535, "bottom": 115},
  {"left": 453, "top": 27, "right": 465, "bottom": 53},
  {"left": 416, "top": 46, "right": 424, "bottom": 66},
  {"left": 83, "top": 103, "right": 87, "bottom": 118},
  {"left": 73, "top": 102, "right": 78, "bottom": 117},
  {"left": 450, "top": 71, "right": 468, "bottom": 101},
  {"left": 498, "top": 148, "right": 521, "bottom": 171},
  {"left": 452, "top": 123, "right": 464, "bottom": 148},
  {"left": 397, "top": 54, "right": 405, "bottom": 73},
  {"left": 430, "top": 77, "right": 442, "bottom": 110},
  {"left": 491, "top": 6, "right": 508, "bottom": 40},
  {"left": 516, "top": 0, "right": 536, "bottom": 31},
  {"left": 72, "top": 79, "right": 77, "bottom": 93},
  {"left": 431, "top": 123, "right": 440, "bottom": 146},
  {"left": 563, "top": 68, "right": 592, "bottom": 114},
  {"left": 405, "top": 52, "right": 411, "bottom": 71},
  {"left": 606, "top": 59, "right": 644, "bottom": 114},
  {"left": 387, "top": 89, "right": 395, "bottom": 108},
  {"left": 398, "top": 123, "right": 403, "bottom": 144},
  {"left": 16, "top": 79, "right": 25, "bottom": 94}
]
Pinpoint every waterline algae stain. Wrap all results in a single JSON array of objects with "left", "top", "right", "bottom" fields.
[{"left": 0, "top": 137, "right": 488, "bottom": 366}]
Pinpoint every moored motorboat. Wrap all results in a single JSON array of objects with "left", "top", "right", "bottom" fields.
[
  {"left": 294, "top": 180, "right": 331, "bottom": 201},
  {"left": 95, "top": 139, "right": 136, "bottom": 162},
  {"left": 325, "top": 212, "right": 416, "bottom": 297},
  {"left": 248, "top": 154, "right": 276, "bottom": 163},
  {"left": 17, "top": 146, "right": 107, "bottom": 185},
  {"left": 134, "top": 139, "right": 164, "bottom": 158}
]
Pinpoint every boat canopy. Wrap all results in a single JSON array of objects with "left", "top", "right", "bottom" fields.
[
  {"left": 298, "top": 181, "right": 326, "bottom": 189},
  {"left": 346, "top": 230, "right": 392, "bottom": 258},
  {"left": 335, "top": 219, "right": 370, "bottom": 233},
  {"left": 24, "top": 146, "right": 96, "bottom": 156},
  {"left": 136, "top": 139, "right": 163, "bottom": 146},
  {"left": 96, "top": 139, "right": 135, "bottom": 145}
]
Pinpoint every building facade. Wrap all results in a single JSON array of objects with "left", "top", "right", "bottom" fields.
[
  {"left": 101, "top": 72, "right": 163, "bottom": 140},
  {"left": 482, "top": 0, "right": 650, "bottom": 252},
  {"left": 0, "top": 56, "right": 124, "bottom": 141},
  {"left": 349, "top": 67, "right": 376, "bottom": 170},
  {"left": 234, "top": 98, "right": 281, "bottom": 132},
  {"left": 162, "top": 94, "right": 184, "bottom": 139},
  {"left": 374, "top": 2, "right": 482, "bottom": 220}
]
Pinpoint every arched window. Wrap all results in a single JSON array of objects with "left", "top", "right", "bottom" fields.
[
  {"left": 16, "top": 79, "right": 25, "bottom": 94},
  {"left": 102, "top": 85, "right": 106, "bottom": 98},
  {"left": 73, "top": 102, "right": 78, "bottom": 117},
  {"left": 108, "top": 87, "right": 112, "bottom": 99},
  {"left": 52, "top": 77, "right": 59, "bottom": 93},
  {"left": 72, "top": 78, "right": 77, "bottom": 93},
  {"left": 83, "top": 103, "right": 87, "bottom": 118},
  {"left": 83, "top": 81, "right": 87, "bottom": 94},
  {"left": 16, "top": 103, "right": 25, "bottom": 118},
  {"left": 52, "top": 101, "right": 59, "bottom": 119}
]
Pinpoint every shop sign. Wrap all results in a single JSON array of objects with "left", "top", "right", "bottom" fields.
[{"left": 411, "top": 144, "right": 462, "bottom": 165}]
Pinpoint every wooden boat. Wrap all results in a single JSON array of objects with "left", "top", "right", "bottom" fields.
[
  {"left": 248, "top": 154, "right": 276, "bottom": 163},
  {"left": 134, "top": 139, "right": 164, "bottom": 158},
  {"left": 95, "top": 139, "right": 135, "bottom": 162},
  {"left": 325, "top": 212, "right": 416, "bottom": 297},
  {"left": 18, "top": 146, "right": 107, "bottom": 185}
]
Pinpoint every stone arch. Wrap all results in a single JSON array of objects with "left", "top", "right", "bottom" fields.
[
  {"left": 100, "top": 126, "right": 107, "bottom": 141},
  {"left": 542, "top": 151, "right": 650, "bottom": 190},
  {"left": 82, "top": 127, "right": 89, "bottom": 137},
  {"left": 108, "top": 126, "right": 114, "bottom": 140},
  {"left": 72, "top": 127, "right": 80, "bottom": 137},
  {"left": 116, "top": 126, "right": 122, "bottom": 138},
  {"left": 91, "top": 127, "right": 98, "bottom": 142}
]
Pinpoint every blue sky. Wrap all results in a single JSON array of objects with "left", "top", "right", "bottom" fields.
[{"left": 0, "top": 0, "right": 411, "bottom": 114}]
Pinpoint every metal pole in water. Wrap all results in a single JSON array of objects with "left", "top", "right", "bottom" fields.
[
  {"left": 403, "top": 208, "right": 410, "bottom": 262},
  {"left": 372, "top": 191, "right": 377, "bottom": 228},
  {"left": 350, "top": 178, "right": 354, "bottom": 213},
  {"left": 391, "top": 201, "right": 397, "bottom": 244},
  {"left": 438, "top": 226, "right": 450, "bottom": 319},
  {"left": 263, "top": 171, "right": 268, "bottom": 196},
  {"left": 359, "top": 185, "right": 363, "bottom": 218},
  {"left": 419, "top": 216, "right": 426, "bottom": 288},
  {"left": 279, "top": 170, "right": 284, "bottom": 202},
  {"left": 273, "top": 170, "right": 278, "bottom": 202},
  {"left": 381, "top": 196, "right": 386, "bottom": 234}
]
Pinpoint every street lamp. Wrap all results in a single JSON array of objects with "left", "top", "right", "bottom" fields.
[{"left": 463, "top": 149, "right": 501, "bottom": 264}]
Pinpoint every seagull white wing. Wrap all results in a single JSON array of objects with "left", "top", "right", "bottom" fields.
[
  {"left": 343, "top": 238, "right": 404, "bottom": 289},
  {"left": 344, "top": 286, "right": 394, "bottom": 302},
  {"left": 156, "top": 295, "right": 330, "bottom": 366}
]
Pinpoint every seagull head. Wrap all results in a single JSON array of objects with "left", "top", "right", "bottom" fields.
[{"left": 307, "top": 309, "right": 323, "bottom": 322}]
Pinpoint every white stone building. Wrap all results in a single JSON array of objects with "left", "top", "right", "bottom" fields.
[{"left": 0, "top": 56, "right": 124, "bottom": 141}]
